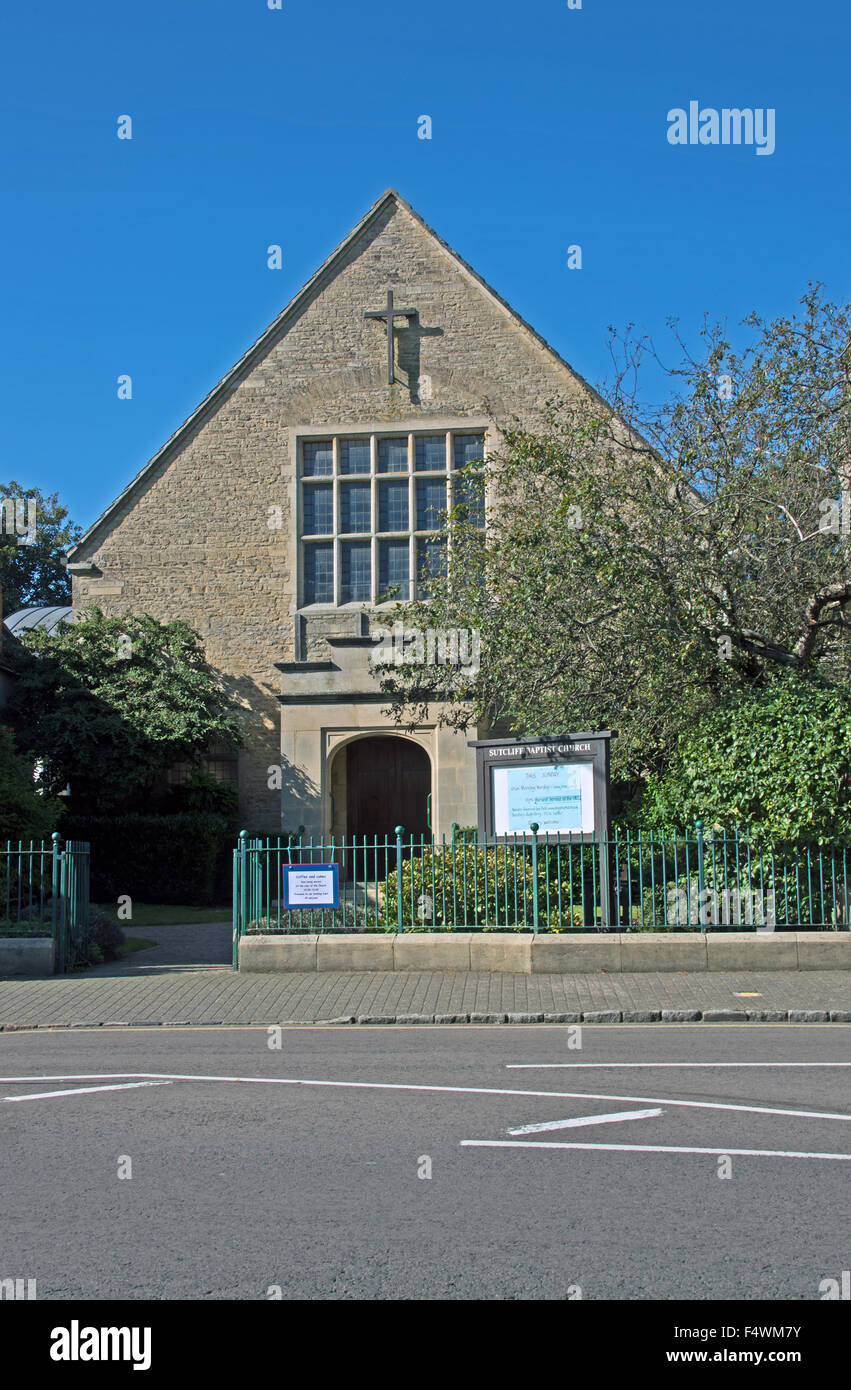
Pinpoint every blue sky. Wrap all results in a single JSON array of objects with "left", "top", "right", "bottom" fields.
[{"left": 1, "top": 0, "right": 849, "bottom": 532}]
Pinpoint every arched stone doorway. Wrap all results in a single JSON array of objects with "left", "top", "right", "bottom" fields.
[{"left": 344, "top": 736, "right": 431, "bottom": 842}]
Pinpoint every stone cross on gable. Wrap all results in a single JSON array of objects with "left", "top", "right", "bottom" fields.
[{"left": 364, "top": 290, "right": 418, "bottom": 385}]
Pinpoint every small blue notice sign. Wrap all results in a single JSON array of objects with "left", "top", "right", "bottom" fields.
[{"left": 282, "top": 863, "right": 340, "bottom": 910}]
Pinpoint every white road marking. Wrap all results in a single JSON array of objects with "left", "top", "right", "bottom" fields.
[
  {"left": 0, "top": 1072, "right": 847, "bottom": 1124},
  {"left": 508, "top": 1107, "right": 662, "bottom": 1135},
  {"left": 507, "top": 1062, "right": 851, "bottom": 1069},
  {"left": 3, "top": 1081, "right": 173, "bottom": 1103},
  {"left": 461, "top": 1140, "right": 851, "bottom": 1162}
]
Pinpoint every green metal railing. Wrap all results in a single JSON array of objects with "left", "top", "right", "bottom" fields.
[
  {"left": 1, "top": 835, "right": 91, "bottom": 971},
  {"left": 231, "top": 822, "right": 851, "bottom": 965}
]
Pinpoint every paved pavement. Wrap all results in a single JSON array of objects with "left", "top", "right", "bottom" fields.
[
  {"left": 0, "top": 1024, "right": 848, "bottom": 1300},
  {"left": 1, "top": 923, "right": 850, "bottom": 1026}
]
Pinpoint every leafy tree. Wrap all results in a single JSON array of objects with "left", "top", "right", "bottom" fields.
[
  {"left": 0, "top": 725, "right": 62, "bottom": 842},
  {"left": 7, "top": 609, "right": 242, "bottom": 812},
  {"left": 0, "top": 482, "right": 81, "bottom": 616},
  {"left": 379, "top": 286, "right": 851, "bottom": 783},
  {"left": 637, "top": 672, "right": 851, "bottom": 842}
]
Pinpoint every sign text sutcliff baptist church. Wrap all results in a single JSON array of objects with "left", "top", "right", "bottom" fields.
[{"left": 489, "top": 742, "right": 593, "bottom": 758}]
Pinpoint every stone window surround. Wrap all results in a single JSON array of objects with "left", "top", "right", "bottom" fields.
[{"left": 288, "top": 417, "right": 492, "bottom": 613}]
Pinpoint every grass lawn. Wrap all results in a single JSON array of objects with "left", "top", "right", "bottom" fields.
[{"left": 94, "top": 904, "right": 231, "bottom": 928}]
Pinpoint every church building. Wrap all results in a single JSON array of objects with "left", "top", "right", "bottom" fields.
[{"left": 65, "top": 191, "right": 594, "bottom": 839}]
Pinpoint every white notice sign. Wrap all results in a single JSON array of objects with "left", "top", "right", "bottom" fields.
[
  {"left": 491, "top": 762, "right": 595, "bottom": 836},
  {"left": 282, "top": 864, "right": 340, "bottom": 908}
]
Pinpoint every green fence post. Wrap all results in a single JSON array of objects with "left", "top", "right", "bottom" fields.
[
  {"left": 696, "top": 819, "right": 706, "bottom": 932},
  {"left": 51, "top": 832, "right": 62, "bottom": 973},
  {"left": 530, "top": 823, "right": 540, "bottom": 933},
  {"left": 59, "top": 840, "right": 69, "bottom": 972},
  {"left": 237, "top": 830, "right": 247, "bottom": 967},
  {"left": 232, "top": 846, "right": 239, "bottom": 970},
  {"left": 395, "top": 826, "right": 404, "bottom": 930},
  {"left": 64, "top": 842, "right": 90, "bottom": 966}
]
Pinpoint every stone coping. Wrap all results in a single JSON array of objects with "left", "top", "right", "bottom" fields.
[
  {"left": 239, "top": 930, "right": 851, "bottom": 974},
  {"left": 0, "top": 936, "right": 56, "bottom": 977}
]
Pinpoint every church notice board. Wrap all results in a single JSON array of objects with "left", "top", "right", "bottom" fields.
[
  {"left": 468, "top": 733, "right": 616, "bottom": 927},
  {"left": 282, "top": 863, "right": 340, "bottom": 910},
  {"left": 468, "top": 733, "right": 615, "bottom": 842}
]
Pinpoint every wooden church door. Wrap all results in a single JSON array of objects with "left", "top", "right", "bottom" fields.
[{"left": 346, "top": 736, "right": 431, "bottom": 845}]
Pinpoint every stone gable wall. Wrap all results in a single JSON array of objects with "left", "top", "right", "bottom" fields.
[{"left": 72, "top": 200, "right": 589, "bottom": 828}]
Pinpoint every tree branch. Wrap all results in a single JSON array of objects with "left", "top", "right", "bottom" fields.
[{"left": 793, "top": 582, "right": 851, "bottom": 663}]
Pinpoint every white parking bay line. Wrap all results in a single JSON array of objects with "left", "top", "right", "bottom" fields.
[
  {"left": 461, "top": 1140, "right": 851, "bottom": 1162},
  {"left": 507, "top": 1062, "right": 851, "bottom": 1069},
  {"left": 3, "top": 1081, "right": 173, "bottom": 1103},
  {"left": 508, "top": 1107, "right": 662, "bottom": 1135}
]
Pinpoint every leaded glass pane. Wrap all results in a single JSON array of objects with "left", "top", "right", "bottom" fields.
[
  {"left": 304, "top": 542, "right": 334, "bottom": 604},
  {"left": 452, "top": 433, "right": 485, "bottom": 468},
  {"left": 378, "top": 479, "right": 409, "bottom": 531},
  {"left": 415, "top": 435, "right": 446, "bottom": 471},
  {"left": 378, "top": 539, "right": 410, "bottom": 600},
  {"left": 303, "top": 440, "right": 333, "bottom": 476},
  {"left": 340, "top": 541, "right": 371, "bottom": 602},
  {"left": 302, "top": 482, "right": 333, "bottom": 535},
  {"left": 416, "top": 537, "right": 446, "bottom": 599},
  {"left": 416, "top": 477, "right": 447, "bottom": 531},
  {"left": 377, "top": 436, "right": 409, "bottom": 473},
  {"left": 453, "top": 473, "right": 485, "bottom": 528},
  {"left": 340, "top": 481, "right": 371, "bottom": 533},
  {"left": 340, "top": 438, "right": 371, "bottom": 474}
]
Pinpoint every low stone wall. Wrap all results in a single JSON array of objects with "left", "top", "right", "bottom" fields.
[
  {"left": 0, "top": 937, "right": 56, "bottom": 977},
  {"left": 239, "top": 931, "right": 851, "bottom": 974}
]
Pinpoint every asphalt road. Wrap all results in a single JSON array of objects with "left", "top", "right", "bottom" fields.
[{"left": 1, "top": 1024, "right": 848, "bottom": 1301}]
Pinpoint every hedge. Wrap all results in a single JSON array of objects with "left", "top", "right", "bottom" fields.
[{"left": 62, "top": 812, "right": 231, "bottom": 906}]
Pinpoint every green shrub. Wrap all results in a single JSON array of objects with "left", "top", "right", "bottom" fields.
[
  {"left": 158, "top": 772, "right": 239, "bottom": 819},
  {"left": 86, "top": 905, "right": 126, "bottom": 962},
  {"left": 386, "top": 842, "right": 590, "bottom": 929},
  {"left": 638, "top": 673, "right": 851, "bottom": 843},
  {"left": 247, "top": 901, "right": 372, "bottom": 932},
  {"left": 62, "top": 812, "right": 230, "bottom": 906},
  {"left": 14, "top": 898, "right": 126, "bottom": 960},
  {"left": 633, "top": 855, "right": 839, "bottom": 930},
  {"left": 0, "top": 725, "right": 62, "bottom": 843},
  {"left": 12, "top": 899, "right": 55, "bottom": 934}
]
